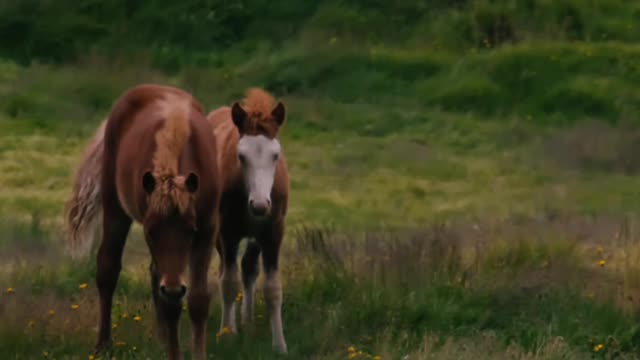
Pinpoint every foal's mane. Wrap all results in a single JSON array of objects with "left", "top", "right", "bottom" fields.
[
  {"left": 149, "top": 94, "right": 195, "bottom": 216},
  {"left": 238, "top": 88, "right": 280, "bottom": 138}
]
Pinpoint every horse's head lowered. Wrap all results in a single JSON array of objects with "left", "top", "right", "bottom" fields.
[{"left": 142, "top": 171, "right": 199, "bottom": 301}]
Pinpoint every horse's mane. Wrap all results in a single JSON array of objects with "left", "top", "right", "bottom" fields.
[
  {"left": 149, "top": 94, "right": 195, "bottom": 216},
  {"left": 239, "top": 88, "right": 280, "bottom": 138}
]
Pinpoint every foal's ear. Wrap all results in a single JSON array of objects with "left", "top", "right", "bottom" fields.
[
  {"left": 271, "top": 102, "right": 286, "bottom": 126},
  {"left": 231, "top": 102, "right": 247, "bottom": 132},
  {"left": 142, "top": 171, "right": 156, "bottom": 194},
  {"left": 185, "top": 172, "right": 199, "bottom": 193}
]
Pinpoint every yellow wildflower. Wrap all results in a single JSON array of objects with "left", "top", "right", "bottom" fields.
[
  {"left": 88, "top": 356, "right": 95, "bottom": 360},
  {"left": 347, "top": 346, "right": 356, "bottom": 353},
  {"left": 43, "top": 351, "right": 49, "bottom": 357},
  {"left": 79, "top": 283, "right": 88, "bottom": 289},
  {"left": 133, "top": 315, "right": 141, "bottom": 322},
  {"left": 121, "top": 313, "right": 128, "bottom": 319},
  {"left": 6, "top": 287, "right": 14, "bottom": 294},
  {"left": 115, "top": 341, "right": 126, "bottom": 347},
  {"left": 373, "top": 356, "right": 381, "bottom": 360},
  {"left": 594, "top": 343, "right": 604, "bottom": 352},
  {"left": 48, "top": 309, "right": 55, "bottom": 317},
  {"left": 70, "top": 304, "right": 80, "bottom": 310},
  {"left": 216, "top": 326, "right": 233, "bottom": 339},
  {"left": 598, "top": 260, "right": 606, "bottom": 267},
  {"left": 112, "top": 323, "right": 118, "bottom": 329}
]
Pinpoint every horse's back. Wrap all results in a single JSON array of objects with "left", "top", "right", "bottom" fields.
[
  {"left": 104, "top": 85, "right": 197, "bottom": 149},
  {"left": 104, "top": 84, "right": 216, "bottom": 221},
  {"left": 207, "top": 107, "right": 242, "bottom": 191}
]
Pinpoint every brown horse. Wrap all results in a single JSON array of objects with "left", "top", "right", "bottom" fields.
[
  {"left": 64, "top": 84, "right": 221, "bottom": 360},
  {"left": 207, "top": 88, "right": 289, "bottom": 353}
]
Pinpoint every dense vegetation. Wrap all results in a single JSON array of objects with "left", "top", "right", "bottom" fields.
[{"left": 2, "top": 0, "right": 640, "bottom": 359}]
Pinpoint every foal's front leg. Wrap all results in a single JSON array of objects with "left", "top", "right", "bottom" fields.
[
  {"left": 259, "top": 219, "right": 287, "bottom": 354},
  {"left": 217, "top": 232, "right": 241, "bottom": 334},
  {"left": 241, "top": 241, "right": 261, "bottom": 326},
  {"left": 188, "top": 225, "right": 215, "bottom": 360}
]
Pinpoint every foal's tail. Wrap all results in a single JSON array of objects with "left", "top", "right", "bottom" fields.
[{"left": 63, "top": 120, "right": 107, "bottom": 259}]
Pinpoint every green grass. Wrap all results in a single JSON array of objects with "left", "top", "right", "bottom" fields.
[
  {"left": 2, "top": 44, "right": 640, "bottom": 356},
  {"left": 3, "top": 222, "right": 640, "bottom": 359}
]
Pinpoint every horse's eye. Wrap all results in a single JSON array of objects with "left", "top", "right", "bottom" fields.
[
  {"left": 273, "top": 153, "right": 279, "bottom": 161},
  {"left": 238, "top": 154, "right": 247, "bottom": 164}
]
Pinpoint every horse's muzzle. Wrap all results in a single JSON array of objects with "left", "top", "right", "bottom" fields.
[{"left": 159, "top": 284, "right": 187, "bottom": 302}]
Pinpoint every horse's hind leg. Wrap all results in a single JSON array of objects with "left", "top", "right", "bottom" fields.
[
  {"left": 188, "top": 225, "right": 215, "bottom": 360},
  {"left": 95, "top": 202, "right": 131, "bottom": 352},
  {"left": 259, "top": 219, "right": 287, "bottom": 354},
  {"left": 241, "top": 241, "right": 261, "bottom": 326}
]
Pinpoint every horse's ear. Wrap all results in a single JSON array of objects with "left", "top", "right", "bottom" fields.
[
  {"left": 271, "top": 102, "right": 286, "bottom": 126},
  {"left": 185, "top": 172, "right": 199, "bottom": 193},
  {"left": 231, "top": 102, "right": 247, "bottom": 132},
  {"left": 142, "top": 171, "right": 155, "bottom": 194}
]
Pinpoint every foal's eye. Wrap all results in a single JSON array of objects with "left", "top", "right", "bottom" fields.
[
  {"left": 238, "top": 154, "right": 246, "bottom": 164},
  {"left": 273, "top": 153, "right": 279, "bottom": 161}
]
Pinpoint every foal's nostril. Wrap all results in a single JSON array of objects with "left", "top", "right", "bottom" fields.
[{"left": 249, "top": 202, "right": 269, "bottom": 216}]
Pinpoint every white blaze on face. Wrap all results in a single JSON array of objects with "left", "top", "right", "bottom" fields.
[{"left": 237, "top": 135, "right": 281, "bottom": 216}]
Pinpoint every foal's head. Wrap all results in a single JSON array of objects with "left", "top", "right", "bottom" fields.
[
  {"left": 231, "top": 89, "right": 286, "bottom": 219},
  {"left": 142, "top": 171, "right": 199, "bottom": 302}
]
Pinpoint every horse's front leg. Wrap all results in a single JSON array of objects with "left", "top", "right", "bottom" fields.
[
  {"left": 149, "top": 262, "right": 183, "bottom": 360},
  {"left": 153, "top": 287, "right": 183, "bottom": 360},
  {"left": 259, "top": 218, "right": 287, "bottom": 354},
  {"left": 188, "top": 225, "right": 215, "bottom": 360},
  {"left": 95, "top": 203, "right": 131, "bottom": 353}
]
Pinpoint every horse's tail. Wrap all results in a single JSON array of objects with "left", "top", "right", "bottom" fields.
[{"left": 63, "top": 120, "right": 107, "bottom": 259}]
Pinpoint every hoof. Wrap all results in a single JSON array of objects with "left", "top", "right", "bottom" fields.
[
  {"left": 273, "top": 342, "right": 288, "bottom": 354},
  {"left": 94, "top": 340, "right": 111, "bottom": 354}
]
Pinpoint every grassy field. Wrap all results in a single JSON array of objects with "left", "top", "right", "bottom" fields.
[{"left": 3, "top": 0, "right": 640, "bottom": 359}]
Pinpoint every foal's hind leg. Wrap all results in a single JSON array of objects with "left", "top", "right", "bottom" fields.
[
  {"left": 95, "top": 202, "right": 131, "bottom": 352},
  {"left": 241, "top": 241, "right": 261, "bottom": 326},
  {"left": 259, "top": 219, "right": 287, "bottom": 354}
]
